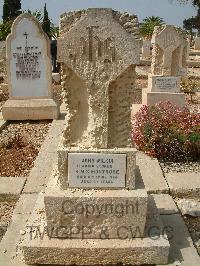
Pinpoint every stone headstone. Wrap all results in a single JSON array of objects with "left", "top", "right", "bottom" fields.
[
  {"left": 151, "top": 25, "right": 187, "bottom": 77},
  {"left": 142, "top": 39, "right": 151, "bottom": 58},
  {"left": 194, "top": 36, "right": 200, "bottom": 50},
  {"left": 2, "top": 13, "right": 59, "bottom": 120},
  {"left": 21, "top": 9, "right": 170, "bottom": 266},
  {"left": 58, "top": 8, "right": 140, "bottom": 149},
  {"left": 142, "top": 25, "right": 186, "bottom": 107}
]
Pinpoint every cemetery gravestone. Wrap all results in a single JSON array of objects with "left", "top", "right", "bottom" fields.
[
  {"left": 20, "top": 9, "right": 170, "bottom": 265},
  {"left": 143, "top": 25, "right": 187, "bottom": 107},
  {"left": 142, "top": 39, "right": 151, "bottom": 58},
  {"left": 2, "top": 13, "right": 59, "bottom": 120},
  {"left": 194, "top": 36, "right": 200, "bottom": 50}
]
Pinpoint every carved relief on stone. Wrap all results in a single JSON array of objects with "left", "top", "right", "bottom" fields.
[
  {"left": 58, "top": 8, "right": 140, "bottom": 149},
  {"left": 151, "top": 25, "right": 188, "bottom": 77}
]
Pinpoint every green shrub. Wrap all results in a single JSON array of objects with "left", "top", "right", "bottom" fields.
[
  {"left": 132, "top": 101, "right": 200, "bottom": 161},
  {"left": 0, "top": 20, "right": 12, "bottom": 41},
  {"left": 180, "top": 78, "right": 199, "bottom": 102}
]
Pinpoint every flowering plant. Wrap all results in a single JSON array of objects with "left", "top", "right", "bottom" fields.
[{"left": 132, "top": 101, "right": 200, "bottom": 161}]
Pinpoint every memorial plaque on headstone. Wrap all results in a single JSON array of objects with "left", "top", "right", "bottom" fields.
[
  {"left": 68, "top": 153, "right": 126, "bottom": 188},
  {"left": 153, "top": 77, "right": 179, "bottom": 92}
]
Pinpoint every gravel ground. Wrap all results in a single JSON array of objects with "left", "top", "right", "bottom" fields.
[
  {"left": 0, "top": 121, "right": 51, "bottom": 177},
  {"left": 52, "top": 84, "right": 63, "bottom": 106},
  {"left": 131, "top": 78, "right": 148, "bottom": 104},
  {"left": 184, "top": 216, "right": 200, "bottom": 255},
  {"left": 0, "top": 199, "right": 17, "bottom": 241},
  {"left": 0, "top": 199, "right": 17, "bottom": 225},
  {"left": 0, "top": 87, "right": 9, "bottom": 111},
  {"left": 159, "top": 160, "right": 200, "bottom": 174}
]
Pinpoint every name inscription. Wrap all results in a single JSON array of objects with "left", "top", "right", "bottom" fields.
[
  {"left": 68, "top": 153, "right": 126, "bottom": 188},
  {"left": 154, "top": 77, "right": 178, "bottom": 92},
  {"left": 12, "top": 32, "right": 41, "bottom": 80}
]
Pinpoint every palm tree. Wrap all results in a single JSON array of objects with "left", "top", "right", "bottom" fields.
[
  {"left": 140, "top": 16, "right": 165, "bottom": 39},
  {"left": 23, "top": 9, "right": 59, "bottom": 40},
  {"left": 26, "top": 9, "right": 43, "bottom": 22}
]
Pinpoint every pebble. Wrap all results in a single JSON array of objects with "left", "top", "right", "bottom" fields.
[
  {"left": 159, "top": 161, "right": 200, "bottom": 174},
  {"left": 20, "top": 230, "right": 26, "bottom": 236},
  {"left": 176, "top": 199, "right": 200, "bottom": 217}
]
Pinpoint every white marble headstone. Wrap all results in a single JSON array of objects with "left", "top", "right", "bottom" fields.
[
  {"left": 142, "top": 40, "right": 151, "bottom": 57},
  {"left": 7, "top": 14, "right": 51, "bottom": 98}
]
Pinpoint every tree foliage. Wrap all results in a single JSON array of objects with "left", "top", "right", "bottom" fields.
[
  {"left": 3, "top": 0, "right": 21, "bottom": 22},
  {"left": 140, "top": 16, "right": 165, "bottom": 39},
  {"left": 42, "top": 3, "right": 51, "bottom": 39},
  {"left": 0, "top": 20, "right": 12, "bottom": 41},
  {"left": 174, "top": 0, "right": 200, "bottom": 34},
  {"left": 0, "top": 2, "right": 59, "bottom": 41},
  {"left": 26, "top": 9, "right": 43, "bottom": 22}
]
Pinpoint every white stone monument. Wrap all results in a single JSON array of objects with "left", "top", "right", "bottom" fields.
[
  {"left": 20, "top": 9, "right": 169, "bottom": 265},
  {"left": 142, "top": 25, "right": 187, "bottom": 107},
  {"left": 2, "top": 13, "right": 59, "bottom": 120},
  {"left": 194, "top": 36, "right": 200, "bottom": 50},
  {"left": 142, "top": 39, "right": 151, "bottom": 58}
]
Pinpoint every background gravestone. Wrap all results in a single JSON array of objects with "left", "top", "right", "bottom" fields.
[
  {"left": 142, "top": 25, "right": 187, "bottom": 107},
  {"left": 142, "top": 39, "right": 152, "bottom": 58},
  {"left": 2, "top": 13, "right": 59, "bottom": 120},
  {"left": 194, "top": 36, "right": 200, "bottom": 50}
]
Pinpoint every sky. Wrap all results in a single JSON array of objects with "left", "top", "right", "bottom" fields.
[{"left": 0, "top": 0, "right": 196, "bottom": 27}]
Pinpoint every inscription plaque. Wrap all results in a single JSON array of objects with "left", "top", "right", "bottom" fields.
[
  {"left": 154, "top": 77, "right": 179, "bottom": 92},
  {"left": 68, "top": 153, "right": 126, "bottom": 188}
]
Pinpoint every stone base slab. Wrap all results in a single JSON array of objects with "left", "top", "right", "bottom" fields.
[
  {"left": 19, "top": 194, "right": 170, "bottom": 265},
  {"left": 142, "top": 88, "right": 185, "bottom": 107},
  {"left": 44, "top": 167, "right": 148, "bottom": 239},
  {"left": 21, "top": 238, "right": 169, "bottom": 265},
  {"left": 45, "top": 177, "right": 148, "bottom": 239},
  {"left": 2, "top": 98, "right": 60, "bottom": 120}
]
